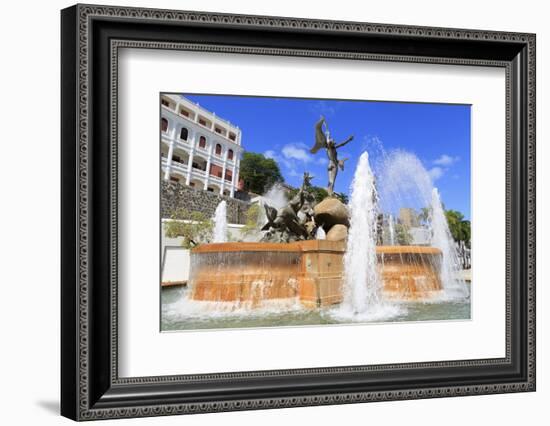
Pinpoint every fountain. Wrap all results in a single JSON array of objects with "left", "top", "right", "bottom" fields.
[
  {"left": 429, "top": 188, "right": 468, "bottom": 299},
  {"left": 388, "top": 214, "right": 395, "bottom": 245},
  {"left": 377, "top": 245, "right": 443, "bottom": 300},
  {"left": 189, "top": 240, "right": 345, "bottom": 308},
  {"left": 315, "top": 226, "right": 326, "bottom": 240},
  {"left": 189, "top": 242, "right": 302, "bottom": 308},
  {"left": 179, "top": 119, "right": 467, "bottom": 322},
  {"left": 339, "top": 152, "right": 382, "bottom": 315},
  {"left": 263, "top": 184, "right": 289, "bottom": 210},
  {"left": 212, "top": 200, "right": 228, "bottom": 243},
  {"left": 373, "top": 150, "right": 470, "bottom": 301}
]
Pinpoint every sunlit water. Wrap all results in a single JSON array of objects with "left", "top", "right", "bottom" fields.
[
  {"left": 161, "top": 285, "right": 471, "bottom": 331},
  {"left": 388, "top": 214, "right": 395, "bottom": 245},
  {"left": 335, "top": 151, "right": 402, "bottom": 322},
  {"left": 376, "top": 150, "right": 468, "bottom": 302},
  {"left": 161, "top": 148, "right": 472, "bottom": 331},
  {"left": 430, "top": 188, "right": 469, "bottom": 299},
  {"left": 212, "top": 200, "right": 227, "bottom": 243},
  {"left": 340, "top": 152, "right": 381, "bottom": 315}
]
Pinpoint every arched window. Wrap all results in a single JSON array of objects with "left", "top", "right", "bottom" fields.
[
  {"left": 227, "top": 149, "right": 234, "bottom": 160},
  {"left": 161, "top": 118, "right": 168, "bottom": 133},
  {"left": 215, "top": 143, "right": 222, "bottom": 156},
  {"left": 199, "top": 136, "right": 206, "bottom": 149},
  {"left": 180, "top": 127, "right": 188, "bottom": 140}
]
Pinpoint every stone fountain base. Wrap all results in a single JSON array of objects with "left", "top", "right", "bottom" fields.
[
  {"left": 377, "top": 246, "right": 443, "bottom": 300},
  {"left": 189, "top": 240, "right": 344, "bottom": 308},
  {"left": 188, "top": 241, "right": 443, "bottom": 308}
]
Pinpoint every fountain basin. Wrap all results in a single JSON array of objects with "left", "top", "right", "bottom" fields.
[
  {"left": 189, "top": 242, "right": 301, "bottom": 306},
  {"left": 189, "top": 241, "right": 345, "bottom": 308},
  {"left": 188, "top": 242, "right": 443, "bottom": 308},
  {"left": 377, "top": 246, "right": 443, "bottom": 300}
]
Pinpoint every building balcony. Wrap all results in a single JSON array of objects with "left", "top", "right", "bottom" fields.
[
  {"left": 190, "top": 166, "right": 207, "bottom": 177},
  {"left": 174, "top": 139, "right": 193, "bottom": 151},
  {"left": 170, "top": 160, "right": 188, "bottom": 174},
  {"left": 161, "top": 131, "right": 242, "bottom": 165},
  {"left": 161, "top": 133, "right": 191, "bottom": 149},
  {"left": 162, "top": 157, "right": 238, "bottom": 192},
  {"left": 162, "top": 156, "right": 236, "bottom": 177},
  {"left": 208, "top": 172, "right": 234, "bottom": 183},
  {"left": 162, "top": 108, "right": 241, "bottom": 146},
  {"left": 161, "top": 157, "right": 191, "bottom": 173},
  {"left": 206, "top": 174, "right": 227, "bottom": 188}
]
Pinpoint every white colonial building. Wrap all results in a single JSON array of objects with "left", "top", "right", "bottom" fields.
[{"left": 160, "top": 94, "right": 244, "bottom": 197}]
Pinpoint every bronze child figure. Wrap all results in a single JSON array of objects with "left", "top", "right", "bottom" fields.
[{"left": 310, "top": 116, "right": 354, "bottom": 195}]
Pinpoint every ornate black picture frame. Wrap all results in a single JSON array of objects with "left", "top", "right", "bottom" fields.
[{"left": 61, "top": 4, "right": 536, "bottom": 421}]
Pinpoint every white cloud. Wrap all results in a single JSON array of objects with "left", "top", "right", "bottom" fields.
[
  {"left": 309, "top": 100, "right": 338, "bottom": 117},
  {"left": 428, "top": 166, "right": 444, "bottom": 181},
  {"left": 433, "top": 154, "right": 460, "bottom": 166},
  {"left": 265, "top": 148, "right": 297, "bottom": 176},
  {"left": 264, "top": 150, "right": 277, "bottom": 160},
  {"left": 317, "top": 157, "right": 328, "bottom": 165},
  {"left": 265, "top": 143, "right": 329, "bottom": 184},
  {"left": 427, "top": 154, "right": 461, "bottom": 181},
  {"left": 282, "top": 143, "right": 313, "bottom": 163}
]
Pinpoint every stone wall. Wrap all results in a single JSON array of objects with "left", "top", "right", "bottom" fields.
[{"left": 161, "top": 181, "right": 251, "bottom": 224}]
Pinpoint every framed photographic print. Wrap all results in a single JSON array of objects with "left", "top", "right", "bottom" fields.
[{"left": 61, "top": 4, "right": 536, "bottom": 421}]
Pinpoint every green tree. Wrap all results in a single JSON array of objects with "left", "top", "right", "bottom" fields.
[
  {"left": 444, "top": 209, "right": 471, "bottom": 269},
  {"left": 239, "top": 152, "right": 283, "bottom": 194},
  {"left": 334, "top": 191, "right": 349, "bottom": 204},
  {"left": 287, "top": 185, "right": 348, "bottom": 204},
  {"left": 445, "top": 210, "right": 467, "bottom": 243},
  {"left": 240, "top": 203, "right": 263, "bottom": 238},
  {"left": 287, "top": 185, "right": 325, "bottom": 203},
  {"left": 164, "top": 208, "right": 213, "bottom": 249},
  {"left": 461, "top": 220, "right": 471, "bottom": 249},
  {"left": 395, "top": 223, "right": 413, "bottom": 245},
  {"left": 418, "top": 207, "right": 431, "bottom": 226}
]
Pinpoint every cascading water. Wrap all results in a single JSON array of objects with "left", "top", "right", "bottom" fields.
[
  {"left": 430, "top": 188, "right": 468, "bottom": 298},
  {"left": 376, "top": 150, "right": 433, "bottom": 216},
  {"left": 241, "top": 184, "right": 291, "bottom": 242},
  {"left": 375, "top": 150, "right": 469, "bottom": 301},
  {"left": 212, "top": 201, "right": 228, "bottom": 243},
  {"left": 388, "top": 214, "right": 396, "bottom": 245},
  {"left": 334, "top": 152, "right": 400, "bottom": 320},
  {"left": 316, "top": 226, "right": 326, "bottom": 240},
  {"left": 165, "top": 142, "right": 471, "bottom": 330},
  {"left": 164, "top": 248, "right": 304, "bottom": 322},
  {"left": 262, "top": 184, "right": 289, "bottom": 209}
]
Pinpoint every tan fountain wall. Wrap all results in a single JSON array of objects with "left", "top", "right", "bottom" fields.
[
  {"left": 189, "top": 242, "right": 442, "bottom": 308},
  {"left": 377, "top": 246, "right": 443, "bottom": 300},
  {"left": 189, "top": 242, "right": 302, "bottom": 307}
]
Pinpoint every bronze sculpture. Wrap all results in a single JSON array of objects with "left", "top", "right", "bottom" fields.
[
  {"left": 260, "top": 115, "right": 356, "bottom": 242},
  {"left": 261, "top": 173, "right": 317, "bottom": 242},
  {"left": 310, "top": 116, "right": 354, "bottom": 195}
]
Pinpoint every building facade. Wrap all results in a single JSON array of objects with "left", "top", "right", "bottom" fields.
[
  {"left": 160, "top": 94, "right": 244, "bottom": 197},
  {"left": 399, "top": 207, "right": 419, "bottom": 228}
]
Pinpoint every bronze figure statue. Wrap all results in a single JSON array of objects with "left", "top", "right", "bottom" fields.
[
  {"left": 261, "top": 173, "right": 317, "bottom": 242},
  {"left": 310, "top": 116, "right": 354, "bottom": 195}
]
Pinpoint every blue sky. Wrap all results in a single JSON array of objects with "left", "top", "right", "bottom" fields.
[{"left": 183, "top": 94, "right": 471, "bottom": 220}]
